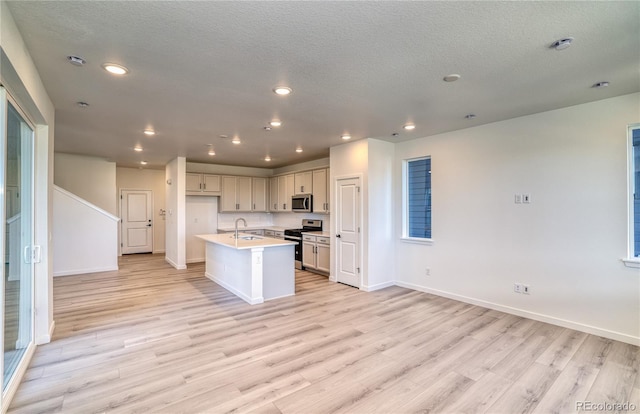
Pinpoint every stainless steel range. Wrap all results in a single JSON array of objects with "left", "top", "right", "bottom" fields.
[{"left": 284, "top": 219, "right": 323, "bottom": 270}]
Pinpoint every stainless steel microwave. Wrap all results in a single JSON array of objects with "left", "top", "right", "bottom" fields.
[{"left": 291, "top": 194, "right": 313, "bottom": 213}]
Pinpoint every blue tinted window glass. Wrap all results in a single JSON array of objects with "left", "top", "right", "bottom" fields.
[{"left": 408, "top": 158, "right": 431, "bottom": 238}]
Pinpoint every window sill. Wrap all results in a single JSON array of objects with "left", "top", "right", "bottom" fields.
[
  {"left": 622, "top": 258, "right": 640, "bottom": 269},
  {"left": 401, "top": 237, "right": 434, "bottom": 246}
]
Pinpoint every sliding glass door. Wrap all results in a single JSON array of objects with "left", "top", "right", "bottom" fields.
[{"left": 0, "top": 89, "right": 35, "bottom": 395}]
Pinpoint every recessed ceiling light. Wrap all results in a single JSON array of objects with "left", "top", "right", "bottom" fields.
[
  {"left": 76, "top": 101, "right": 89, "bottom": 108},
  {"left": 341, "top": 134, "right": 351, "bottom": 140},
  {"left": 550, "top": 37, "right": 573, "bottom": 51},
  {"left": 465, "top": 114, "right": 477, "bottom": 119},
  {"left": 403, "top": 124, "right": 416, "bottom": 130},
  {"left": 592, "top": 81, "right": 610, "bottom": 88},
  {"left": 208, "top": 149, "right": 216, "bottom": 156},
  {"left": 296, "top": 147, "right": 303, "bottom": 153},
  {"left": 67, "top": 55, "right": 86, "bottom": 66},
  {"left": 102, "top": 63, "right": 129, "bottom": 75},
  {"left": 273, "top": 86, "right": 292, "bottom": 96},
  {"left": 143, "top": 129, "right": 155, "bottom": 136},
  {"left": 134, "top": 146, "right": 143, "bottom": 152},
  {"left": 269, "top": 120, "right": 282, "bottom": 127},
  {"left": 232, "top": 137, "right": 241, "bottom": 144},
  {"left": 140, "top": 161, "right": 148, "bottom": 165},
  {"left": 443, "top": 74, "right": 461, "bottom": 82},
  {"left": 264, "top": 156, "right": 272, "bottom": 162}
]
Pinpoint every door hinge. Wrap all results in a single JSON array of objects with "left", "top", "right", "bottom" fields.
[
  {"left": 121, "top": 243, "right": 123, "bottom": 247},
  {"left": 357, "top": 186, "right": 360, "bottom": 193},
  {"left": 358, "top": 227, "right": 360, "bottom": 233},
  {"left": 120, "top": 195, "right": 123, "bottom": 199},
  {"left": 357, "top": 267, "right": 360, "bottom": 273}
]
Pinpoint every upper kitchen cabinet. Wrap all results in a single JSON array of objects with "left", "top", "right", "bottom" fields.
[
  {"left": 312, "top": 168, "right": 330, "bottom": 214},
  {"left": 294, "top": 171, "right": 312, "bottom": 194},
  {"left": 252, "top": 177, "right": 268, "bottom": 212},
  {"left": 269, "top": 176, "right": 279, "bottom": 212},
  {"left": 186, "top": 173, "right": 221, "bottom": 195},
  {"left": 220, "top": 176, "right": 252, "bottom": 212},
  {"left": 277, "top": 174, "right": 295, "bottom": 212}
]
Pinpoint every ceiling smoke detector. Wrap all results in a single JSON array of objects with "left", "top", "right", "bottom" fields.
[
  {"left": 592, "top": 81, "right": 610, "bottom": 89},
  {"left": 67, "top": 55, "right": 86, "bottom": 66},
  {"left": 76, "top": 101, "right": 89, "bottom": 108},
  {"left": 465, "top": 114, "right": 477, "bottom": 119},
  {"left": 550, "top": 37, "right": 573, "bottom": 51},
  {"left": 443, "top": 74, "right": 461, "bottom": 82}
]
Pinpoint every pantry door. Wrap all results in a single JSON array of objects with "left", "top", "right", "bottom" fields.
[
  {"left": 120, "top": 190, "right": 153, "bottom": 254},
  {"left": 335, "top": 177, "right": 361, "bottom": 288}
]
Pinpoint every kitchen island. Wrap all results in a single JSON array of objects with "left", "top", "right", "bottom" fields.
[{"left": 196, "top": 233, "right": 296, "bottom": 305}]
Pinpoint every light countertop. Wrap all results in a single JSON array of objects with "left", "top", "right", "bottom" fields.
[
  {"left": 302, "top": 231, "right": 331, "bottom": 237},
  {"left": 196, "top": 233, "right": 296, "bottom": 250},
  {"left": 216, "top": 225, "right": 288, "bottom": 232}
]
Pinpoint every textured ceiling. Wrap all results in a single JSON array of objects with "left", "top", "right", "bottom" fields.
[{"left": 5, "top": 1, "right": 640, "bottom": 169}]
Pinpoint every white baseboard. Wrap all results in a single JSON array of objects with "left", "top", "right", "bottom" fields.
[
  {"left": 265, "top": 293, "right": 295, "bottom": 301},
  {"left": 153, "top": 249, "right": 166, "bottom": 254},
  {"left": 186, "top": 257, "right": 205, "bottom": 264},
  {"left": 204, "top": 271, "right": 263, "bottom": 305},
  {"left": 361, "top": 280, "right": 395, "bottom": 292},
  {"left": 165, "top": 256, "right": 187, "bottom": 270},
  {"left": 36, "top": 321, "right": 55, "bottom": 345},
  {"left": 395, "top": 281, "right": 640, "bottom": 346},
  {"left": 53, "top": 265, "right": 118, "bottom": 277}
]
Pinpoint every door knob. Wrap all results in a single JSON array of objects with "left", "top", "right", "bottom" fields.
[{"left": 336, "top": 234, "right": 341, "bottom": 238}]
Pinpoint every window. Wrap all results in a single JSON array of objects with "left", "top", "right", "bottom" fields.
[
  {"left": 404, "top": 157, "right": 432, "bottom": 240},
  {"left": 630, "top": 124, "right": 640, "bottom": 258}
]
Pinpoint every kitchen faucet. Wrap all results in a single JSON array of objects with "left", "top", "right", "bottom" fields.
[{"left": 234, "top": 218, "right": 247, "bottom": 239}]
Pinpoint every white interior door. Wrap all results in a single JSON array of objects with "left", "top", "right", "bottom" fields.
[
  {"left": 121, "top": 190, "right": 153, "bottom": 254},
  {"left": 335, "top": 177, "right": 360, "bottom": 287}
]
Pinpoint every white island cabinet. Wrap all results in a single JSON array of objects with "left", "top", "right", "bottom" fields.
[{"left": 196, "top": 233, "right": 296, "bottom": 304}]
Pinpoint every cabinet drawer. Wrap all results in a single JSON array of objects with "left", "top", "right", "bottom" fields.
[
  {"left": 274, "top": 231, "right": 284, "bottom": 239},
  {"left": 246, "top": 229, "right": 264, "bottom": 236},
  {"left": 302, "top": 235, "right": 316, "bottom": 242},
  {"left": 264, "top": 230, "right": 275, "bottom": 237},
  {"left": 316, "top": 237, "right": 330, "bottom": 245}
]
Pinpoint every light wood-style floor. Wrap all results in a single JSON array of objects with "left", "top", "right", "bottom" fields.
[{"left": 8, "top": 254, "right": 640, "bottom": 413}]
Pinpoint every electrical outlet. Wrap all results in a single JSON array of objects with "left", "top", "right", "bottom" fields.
[
  {"left": 425, "top": 268, "right": 431, "bottom": 276},
  {"left": 514, "top": 283, "right": 522, "bottom": 293},
  {"left": 515, "top": 194, "right": 522, "bottom": 204},
  {"left": 523, "top": 194, "right": 531, "bottom": 204},
  {"left": 523, "top": 285, "right": 530, "bottom": 294}
]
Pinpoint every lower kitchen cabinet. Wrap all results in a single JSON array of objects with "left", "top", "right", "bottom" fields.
[{"left": 302, "top": 234, "right": 330, "bottom": 274}]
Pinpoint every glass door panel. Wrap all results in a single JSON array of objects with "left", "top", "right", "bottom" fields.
[{"left": 3, "top": 101, "right": 34, "bottom": 391}]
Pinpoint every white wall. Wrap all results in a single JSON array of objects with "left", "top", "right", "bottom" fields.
[
  {"left": 366, "top": 139, "right": 395, "bottom": 290},
  {"left": 165, "top": 157, "right": 186, "bottom": 269},
  {"left": 330, "top": 139, "right": 368, "bottom": 284},
  {"left": 186, "top": 196, "right": 218, "bottom": 263},
  {"left": 393, "top": 93, "right": 640, "bottom": 345},
  {"left": 53, "top": 186, "right": 119, "bottom": 276},
  {"left": 54, "top": 153, "right": 117, "bottom": 215},
  {"left": 1, "top": 1, "right": 56, "bottom": 347},
  {"left": 273, "top": 157, "right": 330, "bottom": 175},
  {"left": 116, "top": 167, "right": 166, "bottom": 253},
  {"left": 186, "top": 162, "right": 272, "bottom": 177}
]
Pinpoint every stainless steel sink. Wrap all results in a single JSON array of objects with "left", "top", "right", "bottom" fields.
[
  {"left": 241, "top": 236, "right": 262, "bottom": 240},
  {"left": 230, "top": 235, "right": 263, "bottom": 241}
]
